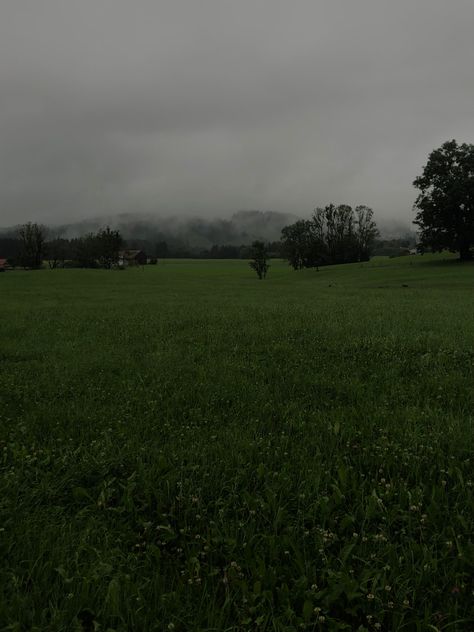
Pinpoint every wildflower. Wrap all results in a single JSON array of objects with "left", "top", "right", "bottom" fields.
[
  {"left": 367, "top": 593, "right": 375, "bottom": 600},
  {"left": 385, "top": 585, "right": 391, "bottom": 592}
]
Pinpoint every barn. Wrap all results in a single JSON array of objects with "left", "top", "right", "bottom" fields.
[
  {"left": 0, "top": 258, "right": 7, "bottom": 272},
  {"left": 118, "top": 250, "right": 147, "bottom": 267}
]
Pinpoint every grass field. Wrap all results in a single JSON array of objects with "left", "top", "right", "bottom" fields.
[{"left": 1, "top": 255, "right": 474, "bottom": 631}]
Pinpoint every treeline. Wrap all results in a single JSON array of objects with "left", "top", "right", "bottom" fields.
[
  {"left": 2, "top": 223, "right": 124, "bottom": 269},
  {"left": 151, "top": 241, "right": 283, "bottom": 259},
  {"left": 0, "top": 225, "right": 284, "bottom": 267},
  {"left": 280, "top": 204, "right": 378, "bottom": 269},
  {"left": 2, "top": 206, "right": 385, "bottom": 269}
]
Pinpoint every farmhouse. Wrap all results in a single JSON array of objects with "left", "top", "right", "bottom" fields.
[{"left": 118, "top": 250, "right": 147, "bottom": 267}]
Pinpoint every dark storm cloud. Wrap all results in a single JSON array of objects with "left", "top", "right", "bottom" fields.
[{"left": 1, "top": 0, "right": 473, "bottom": 228}]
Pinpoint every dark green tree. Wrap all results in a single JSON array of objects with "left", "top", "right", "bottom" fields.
[
  {"left": 312, "top": 204, "right": 356, "bottom": 264},
  {"left": 414, "top": 140, "right": 474, "bottom": 261},
  {"left": 281, "top": 204, "right": 377, "bottom": 269},
  {"left": 96, "top": 226, "right": 123, "bottom": 268},
  {"left": 354, "top": 205, "right": 379, "bottom": 261},
  {"left": 249, "top": 240, "right": 269, "bottom": 279},
  {"left": 45, "top": 232, "right": 68, "bottom": 269},
  {"left": 74, "top": 233, "right": 99, "bottom": 268},
  {"left": 281, "top": 220, "right": 321, "bottom": 270},
  {"left": 17, "top": 222, "right": 46, "bottom": 269}
]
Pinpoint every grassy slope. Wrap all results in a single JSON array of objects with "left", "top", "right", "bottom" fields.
[{"left": 0, "top": 255, "right": 473, "bottom": 631}]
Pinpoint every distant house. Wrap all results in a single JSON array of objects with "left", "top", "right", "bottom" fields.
[
  {"left": 0, "top": 258, "right": 7, "bottom": 272},
  {"left": 118, "top": 250, "right": 147, "bottom": 267}
]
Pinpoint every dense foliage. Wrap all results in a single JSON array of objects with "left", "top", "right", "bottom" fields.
[
  {"left": 414, "top": 139, "right": 474, "bottom": 260},
  {"left": 0, "top": 233, "right": 284, "bottom": 265},
  {"left": 5, "top": 225, "right": 124, "bottom": 269},
  {"left": 1, "top": 256, "right": 473, "bottom": 630},
  {"left": 17, "top": 222, "right": 46, "bottom": 269},
  {"left": 249, "top": 240, "right": 270, "bottom": 279},
  {"left": 281, "top": 205, "right": 378, "bottom": 270}
]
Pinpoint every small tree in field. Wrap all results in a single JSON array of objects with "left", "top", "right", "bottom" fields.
[{"left": 249, "top": 240, "right": 269, "bottom": 279}]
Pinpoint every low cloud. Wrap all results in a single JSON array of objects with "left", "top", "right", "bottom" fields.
[{"left": 1, "top": 0, "right": 473, "bottom": 227}]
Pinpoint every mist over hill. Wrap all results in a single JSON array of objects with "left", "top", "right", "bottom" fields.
[
  {"left": 0, "top": 210, "right": 415, "bottom": 249},
  {"left": 1, "top": 211, "right": 298, "bottom": 249}
]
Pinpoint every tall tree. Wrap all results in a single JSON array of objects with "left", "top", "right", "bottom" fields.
[
  {"left": 45, "top": 230, "right": 68, "bottom": 269},
  {"left": 281, "top": 204, "right": 377, "bottom": 270},
  {"left": 74, "top": 233, "right": 99, "bottom": 268},
  {"left": 281, "top": 220, "right": 322, "bottom": 270},
  {"left": 413, "top": 140, "right": 474, "bottom": 261},
  {"left": 354, "top": 205, "right": 378, "bottom": 262},
  {"left": 17, "top": 222, "right": 46, "bottom": 269},
  {"left": 313, "top": 204, "right": 356, "bottom": 264}
]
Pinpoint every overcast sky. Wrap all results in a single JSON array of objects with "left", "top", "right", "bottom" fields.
[{"left": 1, "top": 0, "right": 473, "bottom": 227}]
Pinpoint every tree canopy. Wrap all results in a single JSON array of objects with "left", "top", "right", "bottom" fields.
[
  {"left": 249, "top": 240, "right": 270, "bottom": 279},
  {"left": 281, "top": 204, "right": 377, "bottom": 270},
  {"left": 17, "top": 222, "right": 46, "bottom": 269},
  {"left": 414, "top": 140, "right": 474, "bottom": 261}
]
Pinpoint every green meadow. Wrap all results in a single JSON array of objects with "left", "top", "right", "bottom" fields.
[{"left": 1, "top": 255, "right": 473, "bottom": 631}]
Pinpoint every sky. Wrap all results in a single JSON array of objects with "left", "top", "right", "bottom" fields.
[{"left": 1, "top": 0, "right": 473, "bottom": 229}]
